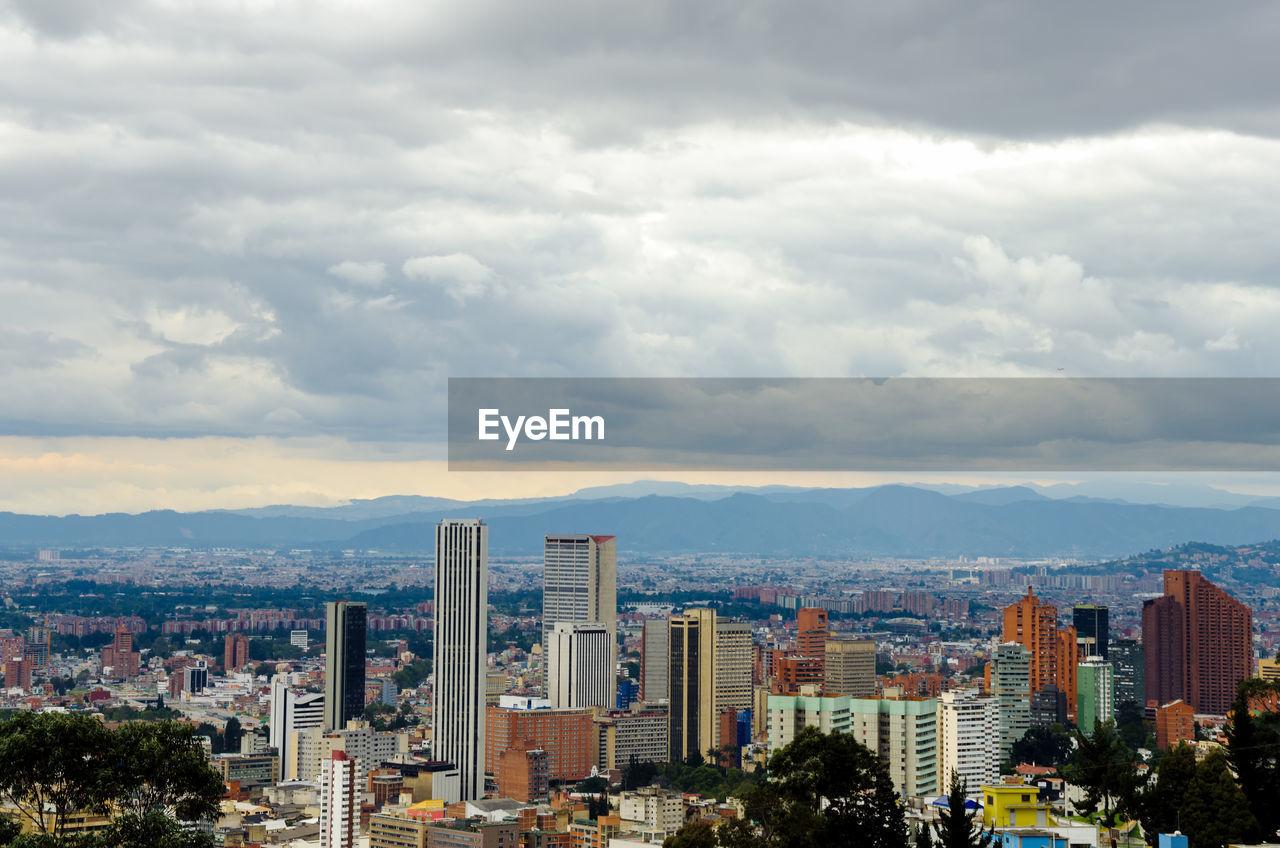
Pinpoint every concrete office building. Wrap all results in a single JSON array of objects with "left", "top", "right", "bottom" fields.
[
  {"left": 824, "top": 636, "right": 876, "bottom": 696},
  {"left": 319, "top": 751, "right": 357, "bottom": 848},
  {"left": 434, "top": 518, "right": 489, "bottom": 800},
  {"left": 270, "top": 674, "right": 325, "bottom": 780},
  {"left": 1077, "top": 658, "right": 1115, "bottom": 735},
  {"left": 766, "top": 689, "right": 852, "bottom": 750},
  {"left": 542, "top": 534, "right": 617, "bottom": 703},
  {"left": 641, "top": 619, "right": 669, "bottom": 702},
  {"left": 548, "top": 622, "right": 613, "bottom": 710},
  {"left": 849, "top": 692, "right": 939, "bottom": 799}
]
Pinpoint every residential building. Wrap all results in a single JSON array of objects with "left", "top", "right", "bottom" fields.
[
  {"left": 1143, "top": 570, "right": 1253, "bottom": 715},
  {"left": 1110, "top": 639, "right": 1145, "bottom": 705},
  {"left": 824, "top": 636, "right": 876, "bottom": 697},
  {"left": 425, "top": 819, "right": 518, "bottom": 848},
  {"left": 100, "top": 626, "right": 140, "bottom": 679},
  {"left": 795, "top": 608, "right": 829, "bottom": 667},
  {"left": 496, "top": 739, "right": 549, "bottom": 803},
  {"left": 548, "top": 622, "right": 613, "bottom": 710},
  {"left": 434, "top": 518, "right": 489, "bottom": 800},
  {"left": 224, "top": 632, "right": 250, "bottom": 672},
  {"left": 1001, "top": 589, "right": 1059, "bottom": 697},
  {"left": 485, "top": 704, "right": 593, "bottom": 784},
  {"left": 593, "top": 704, "right": 669, "bottom": 770},
  {"left": 1076, "top": 658, "right": 1114, "bottom": 735},
  {"left": 320, "top": 751, "right": 357, "bottom": 848},
  {"left": 937, "top": 687, "right": 999, "bottom": 793},
  {"left": 618, "top": 786, "right": 684, "bottom": 837},
  {"left": 292, "top": 723, "right": 412, "bottom": 791},
  {"left": 991, "top": 642, "right": 1032, "bottom": 762},
  {"left": 848, "top": 691, "right": 939, "bottom": 799},
  {"left": 1155, "top": 700, "right": 1195, "bottom": 749},
  {"left": 324, "top": 601, "right": 367, "bottom": 732},
  {"left": 766, "top": 689, "right": 852, "bottom": 750},
  {"left": 1029, "top": 684, "right": 1067, "bottom": 729},
  {"left": 370, "top": 812, "right": 431, "bottom": 848},
  {"left": 542, "top": 534, "right": 617, "bottom": 703}
]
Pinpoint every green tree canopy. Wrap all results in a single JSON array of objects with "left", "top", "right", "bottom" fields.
[
  {"left": 0, "top": 712, "right": 114, "bottom": 837},
  {"left": 1179, "top": 749, "right": 1258, "bottom": 848},
  {"left": 932, "top": 771, "right": 992, "bottom": 848},
  {"left": 724, "top": 726, "right": 907, "bottom": 848},
  {"left": 1066, "top": 720, "right": 1142, "bottom": 828},
  {"left": 1225, "top": 678, "right": 1280, "bottom": 839}
]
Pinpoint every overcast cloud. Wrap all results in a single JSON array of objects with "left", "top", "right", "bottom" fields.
[{"left": 2, "top": 1, "right": 1280, "bottom": 510}]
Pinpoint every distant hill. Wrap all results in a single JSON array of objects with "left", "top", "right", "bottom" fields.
[{"left": 8, "top": 484, "right": 1280, "bottom": 559}]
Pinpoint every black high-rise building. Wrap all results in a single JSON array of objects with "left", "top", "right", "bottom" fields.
[
  {"left": 1111, "top": 638, "right": 1145, "bottom": 706},
  {"left": 324, "top": 600, "right": 367, "bottom": 731},
  {"left": 1073, "top": 605, "right": 1110, "bottom": 659}
]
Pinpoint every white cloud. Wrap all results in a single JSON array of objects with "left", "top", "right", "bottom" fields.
[
  {"left": 402, "top": 253, "right": 497, "bottom": 303},
  {"left": 327, "top": 260, "right": 387, "bottom": 287}
]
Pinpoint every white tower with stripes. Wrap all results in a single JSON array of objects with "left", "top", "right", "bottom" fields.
[{"left": 433, "top": 518, "right": 488, "bottom": 801}]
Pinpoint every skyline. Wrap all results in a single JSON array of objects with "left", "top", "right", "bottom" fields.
[{"left": 3, "top": 3, "right": 1280, "bottom": 514}]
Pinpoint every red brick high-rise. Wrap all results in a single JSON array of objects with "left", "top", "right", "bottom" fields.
[
  {"left": 1143, "top": 570, "right": 1253, "bottom": 716},
  {"left": 224, "top": 633, "right": 250, "bottom": 672},
  {"left": 1002, "top": 588, "right": 1061, "bottom": 695}
]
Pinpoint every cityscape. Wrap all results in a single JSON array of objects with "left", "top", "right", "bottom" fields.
[
  {"left": 4, "top": 503, "right": 1280, "bottom": 847},
  {"left": 4, "top": 2, "right": 1280, "bottom": 848}
]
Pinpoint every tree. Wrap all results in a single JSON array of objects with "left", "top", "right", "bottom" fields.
[
  {"left": 1225, "top": 679, "right": 1280, "bottom": 839},
  {"left": 663, "top": 820, "right": 718, "bottom": 848},
  {"left": 1010, "top": 725, "right": 1072, "bottom": 768},
  {"left": 0, "top": 712, "right": 114, "bottom": 837},
  {"left": 1136, "top": 742, "right": 1196, "bottom": 842},
  {"left": 109, "top": 723, "right": 224, "bottom": 822},
  {"left": 932, "top": 771, "right": 992, "bottom": 848},
  {"left": 914, "top": 825, "right": 935, "bottom": 848},
  {"left": 103, "top": 811, "right": 217, "bottom": 848},
  {"left": 1179, "top": 749, "right": 1258, "bottom": 848},
  {"left": 1067, "top": 720, "right": 1141, "bottom": 829},
  {"left": 732, "top": 726, "right": 906, "bottom": 848},
  {"left": 1114, "top": 700, "right": 1150, "bottom": 751},
  {"left": 221, "top": 717, "right": 242, "bottom": 753}
]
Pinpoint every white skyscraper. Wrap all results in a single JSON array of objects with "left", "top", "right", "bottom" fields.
[
  {"left": 542, "top": 534, "right": 617, "bottom": 703},
  {"left": 319, "top": 751, "right": 356, "bottom": 848},
  {"left": 937, "top": 687, "right": 999, "bottom": 793},
  {"left": 641, "top": 618, "right": 669, "bottom": 701},
  {"left": 270, "top": 675, "right": 325, "bottom": 781},
  {"left": 548, "top": 622, "right": 613, "bottom": 709},
  {"left": 433, "top": 518, "right": 488, "bottom": 801}
]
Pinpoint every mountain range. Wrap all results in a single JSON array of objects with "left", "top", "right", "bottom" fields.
[{"left": 8, "top": 481, "right": 1280, "bottom": 559}]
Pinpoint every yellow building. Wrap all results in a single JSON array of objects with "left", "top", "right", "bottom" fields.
[
  {"left": 980, "top": 784, "right": 1054, "bottom": 828},
  {"left": 1259, "top": 658, "right": 1280, "bottom": 682}
]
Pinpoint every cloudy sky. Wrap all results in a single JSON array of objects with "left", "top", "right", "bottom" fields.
[{"left": 3, "top": 0, "right": 1280, "bottom": 513}]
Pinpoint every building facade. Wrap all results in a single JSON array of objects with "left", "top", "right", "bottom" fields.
[
  {"left": 937, "top": 687, "right": 999, "bottom": 793},
  {"left": 668, "top": 609, "right": 716, "bottom": 763},
  {"left": 542, "top": 534, "right": 617, "bottom": 701},
  {"left": 324, "top": 601, "right": 367, "bottom": 732},
  {"left": 434, "top": 518, "right": 489, "bottom": 800},
  {"left": 548, "top": 622, "right": 613, "bottom": 710},
  {"left": 1143, "top": 570, "right": 1253, "bottom": 716},
  {"left": 824, "top": 636, "right": 876, "bottom": 697}
]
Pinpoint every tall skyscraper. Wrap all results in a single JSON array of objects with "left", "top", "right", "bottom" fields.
[
  {"left": 1143, "top": 570, "right": 1253, "bottom": 715},
  {"left": 1110, "top": 639, "right": 1145, "bottom": 706},
  {"left": 641, "top": 618, "right": 669, "bottom": 702},
  {"left": 548, "top": 622, "right": 613, "bottom": 709},
  {"left": 270, "top": 675, "right": 325, "bottom": 780},
  {"left": 991, "top": 642, "right": 1031, "bottom": 762},
  {"left": 713, "top": 621, "right": 753, "bottom": 717},
  {"left": 1076, "top": 658, "right": 1114, "bottom": 735},
  {"left": 1073, "top": 606, "right": 1110, "bottom": 660},
  {"left": 1001, "top": 588, "right": 1059, "bottom": 696},
  {"left": 668, "top": 608, "right": 716, "bottom": 763},
  {"left": 224, "top": 633, "right": 250, "bottom": 672},
  {"left": 324, "top": 601, "right": 367, "bottom": 732},
  {"left": 319, "top": 751, "right": 357, "bottom": 848},
  {"left": 824, "top": 636, "right": 876, "bottom": 697},
  {"left": 542, "top": 535, "right": 617, "bottom": 703},
  {"left": 937, "top": 687, "right": 999, "bottom": 792},
  {"left": 434, "top": 518, "right": 489, "bottom": 800}
]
